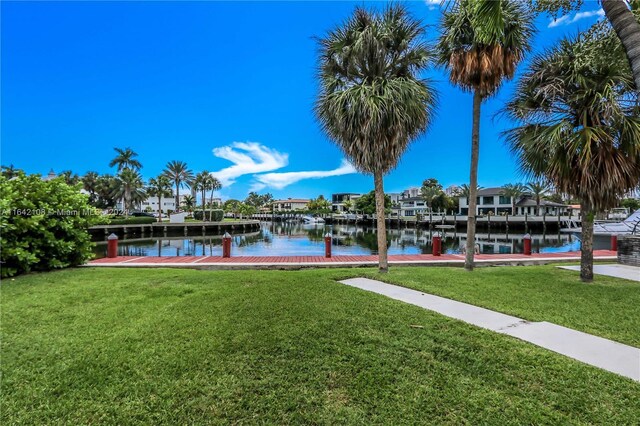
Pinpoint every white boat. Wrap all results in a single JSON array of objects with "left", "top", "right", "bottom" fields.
[
  {"left": 561, "top": 209, "right": 640, "bottom": 236},
  {"left": 301, "top": 215, "right": 325, "bottom": 224}
]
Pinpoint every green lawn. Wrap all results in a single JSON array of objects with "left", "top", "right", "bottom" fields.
[{"left": 2, "top": 267, "right": 639, "bottom": 424}]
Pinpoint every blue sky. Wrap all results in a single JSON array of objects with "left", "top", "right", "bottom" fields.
[{"left": 2, "top": 1, "right": 605, "bottom": 200}]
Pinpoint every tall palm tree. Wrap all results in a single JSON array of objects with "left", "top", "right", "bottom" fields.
[
  {"left": 208, "top": 176, "right": 222, "bottom": 221},
  {"left": 163, "top": 161, "right": 193, "bottom": 213},
  {"left": 147, "top": 175, "right": 172, "bottom": 222},
  {"left": 601, "top": 0, "right": 640, "bottom": 89},
  {"left": 109, "top": 147, "right": 142, "bottom": 172},
  {"left": 501, "top": 183, "right": 527, "bottom": 215},
  {"left": 526, "top": 181, "right": 551, "bottom": 216},
  {"left": 82, "top": 171, "right": 99, "bottom": 204},
  {"left": 503, "top": 26, "right": 640, "bottom": 282},
  {"left": 315, "top": 5, "right": 437, "bottom": 273},
  {"left": 458, "top": 183, "right": 482, "bottom": 199},
  {"left": 437, "top": 0, "right": 534, "bottom": 271},
  {"left": 112, "top": 169, "right": 146, "bottom": 217},
  {"left": 193, "top": 171, "right": 212, "bottom": 221}
]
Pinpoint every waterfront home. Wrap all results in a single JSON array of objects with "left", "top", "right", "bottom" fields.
[
  {"left": 514, "top": 198, "right": 568, "bottom": 216},
  {"left": 458, "top": 187, "right": 568, "bottom": 216},
  {"left": 398, "top": 196, "right": 430, "bottom": 218},
  {"left": 272, "top": 198, "right": 310, "bottom": 212},
  {"left": 331, "top": 193, "right": 361, "bottom": 212}
]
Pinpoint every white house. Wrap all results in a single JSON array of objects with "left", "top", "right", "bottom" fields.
[
  {"left": 272, "top": 198, "right": 310, "bottom": 212},
  {"left": 401, "top": 186, "right": 421, "bottom": 199},
  {"left": 331, "top": 193, "right": 362, "bottom": 212},
  {"left": 397, "top": 196, "right": 430, "bottom": 218},
  {"left": 458, "top": 187, "right": 568, "bottom": 216}
]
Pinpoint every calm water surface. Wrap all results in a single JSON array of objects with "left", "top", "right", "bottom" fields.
[{"left": 94, "top": 222, "right": 604, "bottom": 258}]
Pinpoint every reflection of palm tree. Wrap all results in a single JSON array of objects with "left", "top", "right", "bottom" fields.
[
  {"left": 316, "top": 5, "right": 437, "bottom": 272},
  {"left": 438, "top": 0, "right": 533, "bottom": 271}
]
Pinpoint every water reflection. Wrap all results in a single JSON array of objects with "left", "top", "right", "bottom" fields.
[{"left": 94, "top": 222, "right": 597, "bottom": 258}]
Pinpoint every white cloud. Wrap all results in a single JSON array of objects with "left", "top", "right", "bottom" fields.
[
  {"left": 548, "top": 8, "right": 604, "bottom": 28},
  {"left": 425, "top": 0, "right": 441, "bottom": 10},
  {"left": 250, "top": 159, "right": 357, "bottom": 191},
  {"left": 210, "top": 142, "right": 288, "bottom": 186}
]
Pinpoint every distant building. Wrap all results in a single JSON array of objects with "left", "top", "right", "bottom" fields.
[
  {"left": 401, "top": 186, "right": 421, "bottom": 199},
  {"left": 458, "top": 187, "right": 568, "bottom": 216},
  {"left": 120, "top": 192, "right": 188, "bottom": 213},
  {"left": 444, "top": 185, "right": 461, "bottom": 196},
  {"left": 331, "top": 193, "right": 361, "bottom": 212},
  {"left": 42, "top": 169, "right": 58, "bottom": 181},
  {"left": 272, "top": 198, "right": 310, "bottom": 212}
]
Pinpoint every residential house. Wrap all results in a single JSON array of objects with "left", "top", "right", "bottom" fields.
[
  {"left": 331, "top": 193, "right": 361, "bottom": 212},
  {"left": 398, "top": 197, "right": 430, "bottom": 218},
  {"left": 458, "top": 187, "right": 568, "bottom": 216},
  {"left": 135, "top": 193, "right": 189, "bottom": 214},
  {"left": 272, "top": 198, "right": 310, "bottom": 212}
]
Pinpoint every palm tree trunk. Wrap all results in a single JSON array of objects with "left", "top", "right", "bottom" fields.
[
  {"left": 465, "top": 90, "right": 482, "bottom": 271},
  {"left": 602, "top": 0, "right": 640, "bottom": 90},
  {"left": 209, "top": 189, "right": 215, "bottom": 221},
  {"left": 158, "top": 194, "right": 163, "bottom": 223},
  {"left": 175, "top": 184, "right": 180, "bottom": 214},
  {"left": 202, "top": 189, "right": 206, "bottom": 222},
  {"left": 580, "top": 200, "right": 594, "bottom": 282},
  {"left": 374, "top": 169, "right": 389, "bottom": 273}
]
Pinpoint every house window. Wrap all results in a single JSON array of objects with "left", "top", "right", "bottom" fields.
[
  {"left": 499, "top": 196, "right": 511, "bottom": 204},
  {"left": 483, "top": 196, "right": 494, "bottom": 205}
]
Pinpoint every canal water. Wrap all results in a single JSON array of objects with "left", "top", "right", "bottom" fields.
[{"left": 93, "top": 222, "right": 605, "bottom": 259}]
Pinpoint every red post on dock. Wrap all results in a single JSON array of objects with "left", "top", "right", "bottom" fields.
[
  {"left": 222, "top": 232, "right": 232, "bottom": 258},
  {"left": 432, "top": 232, "right": 442, "bottom": 256},
  {"left": 523, "top": 233, "right": 532, "bottom": 256},
  {"left": 611, "top": 234, "right": 618, "bottom": 251},
  {"left": 107, "top": 233, "right": 119, "bottom": 258},
  {"left": 324, "top": 233, "right": 332, "bottom": 258}
]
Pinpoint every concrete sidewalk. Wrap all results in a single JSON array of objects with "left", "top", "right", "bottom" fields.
[
  {"left": 558, "top": 264, "right": 640, "bottom": 282},
  {"left": 340, "top": 278, "right": 640, "bottom": 382}
]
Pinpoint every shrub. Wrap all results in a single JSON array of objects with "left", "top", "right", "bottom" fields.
[
  {"left": 193, "top": 209, "right": 224, "bottom": 221},
  {"left": 1, "top": 174, "right": 103, "bottom": 277}
]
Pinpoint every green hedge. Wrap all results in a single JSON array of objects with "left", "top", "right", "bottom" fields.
[
  {"left": 95, "top": 217, "right": 157, "bottom": 225},
  {"left": 1, "top": 174, "right": 102, "bottom": 277},
  {"left": 193, "top": 209, "right": 224, "bottom": 222}
]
